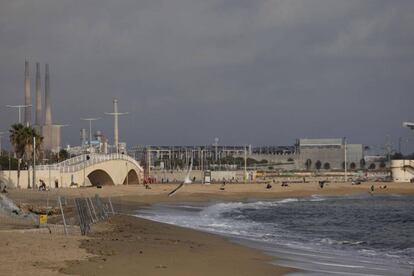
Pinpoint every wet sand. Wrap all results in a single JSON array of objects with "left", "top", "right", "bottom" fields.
[{"left": 63, "top": 215, "right": 292, "bottom": 276}]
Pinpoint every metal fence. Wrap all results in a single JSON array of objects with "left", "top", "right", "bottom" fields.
[
  {"left": 74, "top": 195, "right": 115, "bottom": 235},
  {"left": 0, "top": 190, "right": 116, "bottom": 236}
]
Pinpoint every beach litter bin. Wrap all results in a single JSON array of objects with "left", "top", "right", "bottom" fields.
[{"left": 38, "top": 214, "right": 48, "bottom": 227}]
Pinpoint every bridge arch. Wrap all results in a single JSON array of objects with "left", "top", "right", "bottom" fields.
[
  {"left": 123, "top": 169, "right": 139, "bottom": 184},
  {"left": 88, "top": 169, "right": 115, "bottom": 186}
]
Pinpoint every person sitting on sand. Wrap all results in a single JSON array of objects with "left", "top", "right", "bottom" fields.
[
  {"left": 38, "top": 180, "right": 46, "bottom": 191},
  {"left": 370, "top": 185, "right": 375, "bottom": 192},
  {"left": 266, "top": 183, "right": 272, "bottom": 189},
  {"left": 281, "top": 181, "right": 288, "bottom": 187}
]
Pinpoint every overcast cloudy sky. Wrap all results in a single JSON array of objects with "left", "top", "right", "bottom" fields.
[{"left": 0, "top": 0, "right": 413, "bottom": 153}]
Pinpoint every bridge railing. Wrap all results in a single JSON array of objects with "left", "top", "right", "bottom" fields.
[{"left": 35, "top": 153, "right": 142, "bottom": 173}]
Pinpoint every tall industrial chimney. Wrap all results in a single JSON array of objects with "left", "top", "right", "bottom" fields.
[
  {"left": 24, "top": 60, "right": 31, "bottom": 126},
  {"left": 35, "top": 62, "right": 42, "bottom": 126},
  {"left": 44, "top": 63, "right": 52, "bottom": 125}
]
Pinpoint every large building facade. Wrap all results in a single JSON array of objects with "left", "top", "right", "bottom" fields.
[
  {"left": 132, "top": 138, "right": 365, "bottom": 171},
  {"left": 296, "top": 138, "right": 363, "bottom": 170}
]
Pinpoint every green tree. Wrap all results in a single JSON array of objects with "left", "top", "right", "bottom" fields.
[
  {"left": 0, "top": 155, "right": 19, "bottom": 170},
  {"left": 360, "top": 158, "right": 366, "bottom": 169},
  {"left": 9, "top": 124, "right": 43, "bottom": 189},
  {"left": 59, "top": 148, "right": 70, "bottom": 162},
  {"left": 315, "top": 160, "right": 322, "bottom": 170}
]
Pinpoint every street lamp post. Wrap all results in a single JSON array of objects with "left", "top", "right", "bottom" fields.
[
  {"left": 244, "top": 145, "right": 247, "bottom": 184},
  {"left": 33, "top": 136, "right": 36, "bottom": 189},
  {"left": 105, "top": 99, "right": 128, "bottom": 154},
  {"left": 344, "top": 137, "right": 348, "bottom": 182},
  {"left": 403, "top": 122, "right": 414, "bottom": 156},
  {"left": 81, "top": 117, "right": 101, "bottom": 152},
  {"left": 6, "top": 104, "right": 32, "bottom": 124}
]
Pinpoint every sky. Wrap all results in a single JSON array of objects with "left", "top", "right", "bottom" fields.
[{"left": 0, "top": 0, "right": 413, "bottom": 154}]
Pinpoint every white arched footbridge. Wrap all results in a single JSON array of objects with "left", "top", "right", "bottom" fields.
[{"left": 34, "top": 153, "right": 144, "bottom": 188}]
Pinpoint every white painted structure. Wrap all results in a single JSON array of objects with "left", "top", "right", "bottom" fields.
[
  {"left": 0, "top": 153, "right": 144, "bottom": 189},
  {"left": 391, "top": 160, "right": 414, "bottom": 182}
]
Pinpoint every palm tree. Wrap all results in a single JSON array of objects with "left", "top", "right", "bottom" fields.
[
  {"left": 9, "top": 124, "right": 25, "bottom": 188},
  {"left": 9, "top": 124, "right": 43, "bottom": 189},
  {"left": 315, "top": 160, "right": 322, "bottom": 171}
]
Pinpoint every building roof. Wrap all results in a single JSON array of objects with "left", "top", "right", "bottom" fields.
[{"left": 299, "top": 138, "right": 344, "bottom": 147}]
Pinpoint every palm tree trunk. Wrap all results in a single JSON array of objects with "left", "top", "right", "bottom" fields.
[
  {"left": 27, "top": 162, "right": 31, "bottom": 189},
  {"left": 17, "top": 158, "right": 21, "bottom": 188}
]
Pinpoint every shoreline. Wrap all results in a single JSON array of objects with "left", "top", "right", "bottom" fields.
[
  {"left": 62, "top": 214, "right": 295, "bottom": 276},
  {"left": 2, "top": 182, "right": 414, "bottom": 275}
]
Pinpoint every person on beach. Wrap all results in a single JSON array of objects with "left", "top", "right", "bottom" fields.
[
  {"left": 319, "top": 180, "right": 326, "bottom": 189},
  {"left": 38, "top": 180, "right": 46, "bottom": 191},
  {"left": 370, "top": 185, "right": 375, "bottom": 192}
]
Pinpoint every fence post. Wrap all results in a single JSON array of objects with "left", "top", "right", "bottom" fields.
[
  {"left": 85, "top": 197, "right": 96, "bottom": 223},
  {"left": 58, "top": 196, "right": 68, "bottom": 235},
  {"left": 88, "top": 197, "right": 98, "bottom": 221},
  {"left": 108, "top": 197, "right": 115, "bottom": 214}
]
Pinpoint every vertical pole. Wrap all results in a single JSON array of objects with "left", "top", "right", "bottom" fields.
[
  {"left": 88, "top": 197, "right": 98, "bottom": 222},
  {"left": 58, "top": 196, "right": 68, "bottom": 235},
  {"left": 33, "top": 137, "right": 36, "bottom": 189},
  {"left": 48, "top": 164, "right": 51, "bottom": 189},
  {"left": 244, "top": 145, "right": 247, "bottom": 184},
  {"left": 344, "top": 138, "right": 348, "bottom": 182},
  {"left": 108, "top": 197, "right": 115, "bottom": 214},
  {"left": 83, "top": 154, "right": 86, "bottom": 186},
  {"left": 114, "top": 99, "right": 119, "bottom": 153},
  {"left": 85, "top": 198, "right": 95, "bottom": 223},
  {"left": 89, "top": 120, "right": 92, "bottom": 149},
  {"left": 18, "top": 107, "right": 22, "bottom": 124},
  {"left": 148, "top": 146, "right": 151, "bottom": 180}
]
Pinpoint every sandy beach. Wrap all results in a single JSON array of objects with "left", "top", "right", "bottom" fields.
[{"left": 1, "top": 182, "right": 413, "bottom": 276}]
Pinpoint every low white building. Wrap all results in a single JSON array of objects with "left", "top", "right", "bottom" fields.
[{"left": 391, "top": 160, "right": 414, "bottom": 182}]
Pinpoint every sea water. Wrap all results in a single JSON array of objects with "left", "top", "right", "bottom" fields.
[{"left": 136, "top": 194, "right": 414, "bottom": 275}]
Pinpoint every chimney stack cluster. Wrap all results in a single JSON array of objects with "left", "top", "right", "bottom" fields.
[{"left": 23, "top": 60, "right": 59, "bottom": 152}]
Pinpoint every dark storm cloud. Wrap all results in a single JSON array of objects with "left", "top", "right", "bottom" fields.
[{"left": 0, "top": 0, "right": 413, "bottom": 153}]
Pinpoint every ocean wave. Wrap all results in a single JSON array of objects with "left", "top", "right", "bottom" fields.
[
  {"left": 320, "top": 238, "right": 367, "bottom": 246},
  {"left": 309, "top": 195, "right": 326, "bottom": 202}
]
